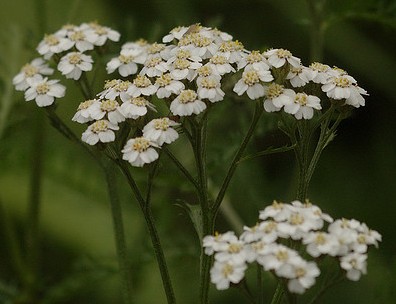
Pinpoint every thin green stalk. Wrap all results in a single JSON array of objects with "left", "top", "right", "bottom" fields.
[
  {"left": 104, "top": 161, "right": 133, "bottom": 304},
  {"left": 212, "top": 101, "right": 263, "bottom": 215},
  {"left": 163, "top": 146, "right": 199, "bottom": 190},
  {"left": 270, "top": 283, "right": 284, "bottom": 304},
  {"left": 306, "top": 0, "right": 327, "bottom": 62},
  {"left": 257, "top": 264, "right": 264, "bottom": 304},
  {"left": 25, "top": 109, "right": 45, "bottom": 299},
  {"left": 116, "top": 161, "right": 176, "bottom": 304}
]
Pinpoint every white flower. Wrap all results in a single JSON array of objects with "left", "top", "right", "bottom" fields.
[
  {"left": 203, "top": 231, "right": 238, "bottom": 255},
  {"left": 140, "top": 56, "right": 169, "bottom": 77},
  {"left": 340, "top": 253, "right": 367, "bottom": 281},
  {"left": 169, "top": 58, "right": 202, "bottom": 81},
  {"left": 162, "top": 26, "right": 189, "bottom": 43},
  {"left": 122, "top": 137, "right": 159, "bottom": 167},
  {"left": 66, "top": 27, "right": 98, "bottom": 52},
  {"left": 72, "top": 99, "right": 98, "bottom": 123},
  {"left": 81, "top": 119, "right": 119, "bottom": 145},
  {"left": 13, "top": 58, "right": 53, "bottom": 91},
  {"left": 283, "top": 91, "right": 321, "bottom": 120},
  {"left": 98, "top": 79, "right": 131, "bottom": 102},
  {"left": 208, "top": 54, "right": 235, "bottom": 75},
  {"left": 344, "top": 85, "right": 368, "bottom": 108},
  {"left": 143, "top": 118, "right": 179, "bottom": 145},
  {"left": 233, "top": 68, "right": 273, "bottom": 100},
  {"left": 36, "top": 34, "right": 73, "bottom": 59},
  {"left": 321, "top": 74, "right": 358, "bottom": 100},
  {"left": 178, "top": 32, "right": 218, "bottom": 59},
  {"left": 276, "top": 259, "right": 320, "bottom": 294},
  {"left": 89, "top": 99, "right": 125, "bottom": 125},
  {"left": 257, "top": 244, "right": 301, "bottom": 271},
  {"left": 237, "top": 50, "right": 270, "bottom": 72},
  {"left": 196, "top": 75, "right": 225, "bottom": 102},
  {"left": 263, "top": 83, "right": 294, "bottom": 112},
  {"left": 286, "top": 65, "right": 312, "bottom": 88},
  {"left": 210, "top": 260, "right": 247, "bottom": 290},
  {"left": 146, "top": 42, "right": 174, "bottom": 61},
  {"left": 217, "top": 40, "right": 245, "bottom": 64},
  {"left": 265, "top": 48, "right": 301, "bottom": 68},
  {"left": 24, "top": 76, "right": 66, "bottom": 107},
  {"left": 106, "top": 48, "right": 145, "bottom": 77},
  {"left": 303, "top": 232, "right": 340, "bottom": 257},
  {"left": 57, "top": 52, "right": 93, "bottom": 80},
  {"left": 308, "top": 62, "right": 331, "bottom": 84},
  {"left": 120, "top": 96, "right": 154, "bottom": 119},
  {"left": 154, "top": 73, "right": 185, "bottom": 98},
  {"left": 214, "top": 238, "right": 249, "bottom": 265},
  {"left": 259, "top": 200, "right": 291, "bottom": 222},
  {"left": 82, "top": 22, "right": 120, "bottom": 46},
  {"left": 127, "top": 75, "right": 157, "bottom": 97},
  {"left": 170, "top": 90, "right": 207, "bottom": 116}
]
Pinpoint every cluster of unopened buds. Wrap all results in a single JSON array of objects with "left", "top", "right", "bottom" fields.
[
  {"left": 203, "top": 200, "right": 381, "bottom": 293},
  {"left": 14, "top": 23, "right": 368, "bottom": 167}
]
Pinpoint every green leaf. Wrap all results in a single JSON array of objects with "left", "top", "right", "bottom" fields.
[{"left": 175, "top": 201, "right": 203, "bottom": 243}]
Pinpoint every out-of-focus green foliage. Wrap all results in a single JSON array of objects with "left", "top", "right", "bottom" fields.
[{"left": 1, "top": 0, "right": 395, "bottom": 303}]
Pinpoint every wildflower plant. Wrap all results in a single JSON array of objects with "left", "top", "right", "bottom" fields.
[{"left": 12, "top": 21, "right": 380, "bottom": 304}]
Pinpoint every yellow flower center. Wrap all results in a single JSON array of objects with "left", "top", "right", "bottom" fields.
[
  {"left": 247, "top": 51, "right": 263, "bottom": 64},
  {"left": 70, "top": 30, "right": 85, "bottom": 42},
  {"left": 146, "top": 57, "right": 162, "bottom": 67},
  {"left": 315, "top": 233, "right": 326, "bottom": 245},
  {"left": 91, "top": 120, "right": 108, "bottom": 133},
  {"left": 131, "top": 97, "right": 148, "bottom": 106},
  {"left": 294, "top": 93, "right": 308, "bottom": 106},
  {"left": 116, "top": 81, "right": 131, "bottom": 92},
  {"left": 44, "top": 34, "right": 60, "bottom": 46},
  {"left": 276, "top": 48, "right": 292, "bottom": 58},
  {"left": 77, "top": 99, "right": 95, "bottom": 110},
  {"left": 132, "top": 137, "right": 150, "bottom": 152},
  {"left": 357, "top": 234, "right": 366, "bottom": 244},
  {"left": 36, "top": 83, "right": 50, "bottom": 95},
  {"left": 210, "top": 55, "right": 228, "bottom": 65},
  {"left": 333, "top": 76, "right": 351, "bottom": 88},
  {"left": 295, "top": 268, "right": 306, "bottom": 278},
  {"left": 133, "top": 75, "right": 152, "bottom": 88},
  {"left": 119, "top": 54, "right": 134, "bottom": 64},
  {"left": 148, "top": 43, "right": 166, "bottom": 54},
  {"left": 178, "top": 90, "right": 197, "bottom": 104},
  {"left": 153, "top": 118, "right": 170, "bottom": 131},
  {"left": 263, "top": 221, "right": 277, "bottom": 233},
  {"left": 68, "top": 53, "right": 82, "bottom": 65},
  {"left": 22, "top": 64, "right": 38, "bottom": 77},
  {"left": 276, "top": 250, "right": 289, "bottom": 262},
  {"left": 100, "top": 99, "right": 118, "bottom": 112},
  {"left": 200, "top": 77, "right": 217, "bottom": 89},
  {"left": 104, "top": 79, "right": 119, "bottom": 89},
  {"left": 197, "top": 65, "right": 212, "bottom": 77},
  {"left": 290, "top": 213, "right": 304, "bottom": 225},
  {"left": 155, "top": 74, "right": 172, "bottom": 87},
  {"left": 310, "top": 62, "right": 328, "bottom": 72},
  {"left": 266, "top": 83, "right": 284, "bottom": 99},
  {"left": 174, "top": 58, "right": 190, "bottom": 70},
  {"left": 176, "top": 49, "right": 191, "bottom": 59},
  {"left": 242, "top": 70, "right": 260, "bottom": 86},
  {"left": 221, "top": 263, "right": 234, "bottom": 277},
  {"left": 228, "top": 243, "right": 242, "bottom": 254}
]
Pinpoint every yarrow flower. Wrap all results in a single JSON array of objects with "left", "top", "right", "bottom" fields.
[
  {"left": 170, "top": 89, "right": 207, "bottom": 116},
  {"left": 24, "top": 76, "right": 66, "bottom": 107},
  {"left": 57, "top": 52, "right": 93, "bottom": 80},
  {"left": 204, "top": 200, "right": 380, "bottom": 294},
  {"left": 81, "top": 119, "right": 119, "bottom": 145},
  {"left": 142, "top": 118, "right": 179, "bottom": 145},
  {"left": 122, "top": 137, "right": 159, "bottom": 167},
  {"left": 13, "top": 58, "right": 53, "bottom": 91}
]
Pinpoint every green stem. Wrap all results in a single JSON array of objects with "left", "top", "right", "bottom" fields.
[
  {"left": 212, "top": 101, "right": 263, "bottom": 216},
  {"left": 306, "top": 0, "right": 327, "bottom": 62},
  {"left": 116, "top": 161, "right": 176, "bottom": 304},
  {"left": 103, "top": 161, "right": 133, "bottom": 304},
  {"left": 163, "top": 146, "right": 199, "bottom": 190},
  {"left": 25, "top": 110, "right": 45, "bottom": 299},
  {"left": 270, "top": 283, "right": 284, "bottom": 304},
  {"left": 257, "top": 264, "right": 264, "bottom": 304}
]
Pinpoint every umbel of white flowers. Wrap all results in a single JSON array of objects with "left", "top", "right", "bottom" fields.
[
  {"left": 203, "top": 200, "right": 381, "bottom": 293},
  {"left": 14, "top": 23, "right": 368, "bottom": 167}
]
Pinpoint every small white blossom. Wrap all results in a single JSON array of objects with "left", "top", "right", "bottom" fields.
[
  {"left": 127, "top": 75, "right": 157, "bottom": 98},
  {"left": 82, "top": 22, "right": 120, "bottom": 46},
  {"left": 107, "top": 48, "right": 146, "bottom": 77},
  {"left": 196, "top": 75, "right": 225, "bottom": 102},
  {"left": 162, "top": 26, "right": 189, "bottom": 43},
  {"left": 154, "top": 73, "right": 185, "bottom": 99},
  {"left": 36, "top": 34, "right": 73, "bottom": 59},
  {"left": 120, "top": 96, "right": 154, "bottom": 119},
  {"left": 286, "top": 65, "right": 312, "bottom": 88},
  {"left": 203, "top": 231, "right": 238, "bottom": 255},
  {"left": 340, "top": 253, "right": 367, "bottom": 281},
  {"left": 81, "top": 119, "right": 119, "bottom": 145},
  {"left": 210, "top": 260, "right": 247, "bottom": 290},
  {"left": 233, "top": 68, "right": 273, "bottom": 100},
  {"left": 308, "top": 62, "right": 331, "bottom": 84},
  {"left": 303, "top": 232, "right": 340, "bottom": 257},
  {"left": 170, "top": 89, "right": 207, "bottom": 116},
  {"left": 140, "top": 56, "right": 169, "bottom": 77},
  {"left": 89, "top": 99, "right": 125, "bottom": 125},
  {"left": 57, "top": 52, "right": 93, "bottom": 80},
  {"left": 24, "top": 76, "right": 66, "bottom": 107},
  {"left": 13, "top": 58, "right": 54, "bottom": 91},
  {"left": 265, "top": 48, "right": 301, "bottom": 68},
  {"left": 283, "top": 91, "right": 322, "bottom": 120},
  {"left": 122, "top": 137, "right": 159, "bottom": 167},
  {"left": 72, "top": 99, "right": 98, "bottom": 123},
  {"left": 98, "top": 79, "right": 132, "bottom": 102},
  {"left": 208, "top": 53, "right": 235, "bottom": 75},
  {"left": 66, "top": 27, "right": 98, "bottom": 52},
  {"left": 263, "top": 84, "right": 294, "bottom": 112},
  {"left": 237, "top": 50, "right": 270, "bottom": 72},
  {"left": 143, "top": 118, "right": 179, "bottom": 145}
]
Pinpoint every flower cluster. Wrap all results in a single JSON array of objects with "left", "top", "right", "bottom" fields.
[
  {"left": 14, "top": 23, "right": 369, "bottom": 167},
  {"left": 13, "top": 22, "right": 120, "bottom": 107},
  {"left": 203, "top": 200, "right": 381, "bottom": 293}
]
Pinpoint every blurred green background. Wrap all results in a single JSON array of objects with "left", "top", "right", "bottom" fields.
[{"left": 1, "top": 0, "right": 395, "bottom": 303}]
